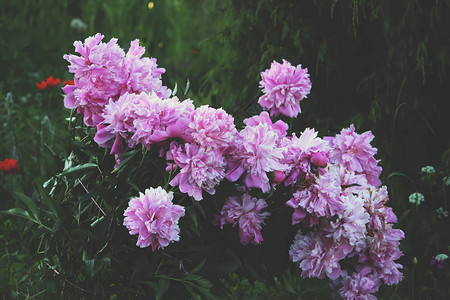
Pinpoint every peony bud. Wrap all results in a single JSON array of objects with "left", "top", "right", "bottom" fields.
[
  {"left": 311, "top": 152, "right": 328, "bottom": 167},
  {"left": 272, "top": 170, "right": 286, "bottom": 184}
]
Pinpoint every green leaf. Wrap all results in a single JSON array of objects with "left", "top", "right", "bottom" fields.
[
  {"left": 189, "top": 258, "right": 207, "bottom": 274},
  {"left": 13, "top": 191, "right": 39, "bottom": 221},
  {"left": 172, "top": 82, "right": 178, "bottom": 96},
  {"left": 184, "top": 78, "right": 190, "bottom": 95},
  {"left": 155, "top": 278, "right": 170, "bottom": 300},
  {"left": 0, "top": 208, "right": 33, "bottom": 221},
  {"left": 112, "top": 149, "right": 139, "bottom": 173},
  {"left": 58, "top": 162, "right": 97, "bottom": 177},
  {"left": 85, "top": 259, "right": 95, "bottom": 279}
]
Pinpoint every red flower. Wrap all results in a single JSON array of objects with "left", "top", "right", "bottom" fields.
[
  {"left": 46, "top": 76, "right": 61, "bottom": 88},
  {"left": 36, "top": 76, "right": 62, "bottom": 91},
  {"left": 0, "top": 158, "right": 20, "bottom": 174},
  {"left": 63, "top": 79, "right": 75, "bottom": 86},
  {"left": 36, "top": 80, "right": 47, "bottom": 91}
]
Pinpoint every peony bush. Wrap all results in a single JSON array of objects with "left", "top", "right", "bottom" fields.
[{"left": 60, "top": 33, "right": 404, "bottom": 299}]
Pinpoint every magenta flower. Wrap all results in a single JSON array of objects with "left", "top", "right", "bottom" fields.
[
  {"left": 360, "top": 186, "right": 398, "bottom": 231},
  {"left": 289, "top": 231, "right": 344, "bottom": 280},
  {"left": 323, "top": 194, "right": 369, "bottom": 250},
  {"left": 243, "top": 111, "right": 288, "bottom": 140},
  {"left": 334, "top": 272, "right": 380, "bottom": 299},
  {"left": 216, "top": 193, "right": 270, "bottom": 245},
  {"left": 131, "top": 93, "right": 195, "bottom": 148},
  {"left": 169, "top": 142, "right": 226, "bottom": 201},
  {"left": 189, "top": 105, "right": 237, "bottom": 150},
  {"left": 282, "top": 128, "right": 330, "bottom": 186},
  {"left": 226, "top": 122, "right": 288, "bottom": 192},
  {"left": 94, "top": 93, "right": 138, "bottom": 156},
  {"left": 63, "top": 34, "right": 171, "bottom": 127},
  {"left": 286, "top": 171, "right": 344, "bottom": 225},
  {"left": 123, "top": 187, "right": 185, "bottom": 251},
  {"left": 327, "top": 164, "right": 369, "bottom": 195},
  {"left": 327, "top": 125, "right": 382, "bottom": 186},
  {"left": 258, "top": 59, "right": 312, "bottom": 118},
  {"left": 356, "top": 226, "right": 404, "bottom": 285},
  {"left": 63, "top": 33, "right": 126, "bottom": 127},
  {"left": 122, "top": 39, "right": 171, "bottom": 99}
]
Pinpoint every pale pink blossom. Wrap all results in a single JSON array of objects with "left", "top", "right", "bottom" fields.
[
  {"left": 282, "top": 128, "right": 330, "bottom": 186},
  {"left": 327, "top": 125, "right": 382, "bottom": 186},
  {"left": 323, "top": 194, "right": 369, "bottom": 250},
  {"left": 289, "top": 231, "right": 345, "bottom": 280},
  {"left": 258, "top": 59, "right": 312, "bottom": 118},
  {"left": 63, "top": 34, "right": 170, "bottom": 127},
  {"left": 360, "top": 186, "right": 397, "bottom": 231},
  {"left": 122, "top": 39, "right": 171, "bottom": 99},
  {"left": 189, "top": 105, "right": 237, "bottom": 150},
  {"left": 226, "top": 122, "right": 288, "bottom": 192},
  {"left": 286, "top": 171, "right": 344, "bottom": 225},
  {"left": 169, "top": 142, "right": 226, "bottom": 200},
  {"left": 216, "top": 193, "right": 270, "bottom": 245},
  {"left": 243, "top": 111, "right": 288, "bottom": 140},
  {"left": 131, "top": 93, "right": 195, "bottom": 148},
  {"left": 63, "top": 33, "right": 126, "bottom": 126},
  {"left": 356, "top": 226, "right": 404, "bottom": 285},
  {"left": 123, "top": 187, "right": 185, "bottom": 251},
  {"left": 332, "top": 271, "right": 380, "bottom": 300}
]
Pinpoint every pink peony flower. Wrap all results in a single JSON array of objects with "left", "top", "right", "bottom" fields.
[
  {"left": 169, "top": 142, "right": 226, "bottom": 200},
  {"left": 334, "top": 272, "right": 380, "bottom": 300},
  {"left": 122, "top": 39, "right": 171, "bottom": 99},
  {"left": 258, "top": 59, "right": 312, "bottom": 118},
  {"left": 356, "top": 225, "right": 404, "bottom": 285},
  {"left": 327, "top": 125, "right": 382, "bottom": 186},
  {"left": 63, "top": 33, "right": 126, "bottom": 127},
  {"left": 226, "top": 122, "right": 288, "bottom": 192},
  {"left": 131, "top": 93, "right": 195, "bottom": 148},
  {"left": 123, "top": 187, "right": 185, "bottom": 251},
  {"left": 286, "top": 171, "right": 344, "bottom": 225},
  {"left": 282, "top": 128, "right": 330, "bottom": 186},
  {"left": 216, "top": 193, "right": 270, "bottom": 245},
  {"left": 94, "top": 93, "right": 137, "bottom": 155},
  {"left": 289, "top": 231, "right": 344, "bottom": 280},
  {"left": 63, "top": 34, "right": 171, "bottom": 127},
  {"left": 243, "top": 111, "right": 288, "bottom": 140},
  {"left": 323, "top": 194, "right": 369, "bottom": 250},
  {"left": 360, "top": 186, "right": 397, "bottom": 231},
  {"left": 327, "top": 164, "right": 369, "bottom": 195},
  {"left": 188, "top": 105, "right": 237, "bottom": 150}
]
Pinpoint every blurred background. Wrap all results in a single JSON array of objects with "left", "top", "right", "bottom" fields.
[{"left": 1, "top": 0, "right": 449, "bottom": 298}]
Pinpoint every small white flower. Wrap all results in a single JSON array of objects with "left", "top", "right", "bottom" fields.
[
  {"left": 409, "top": 192, "right": 424, "bottom": 205},
  {"left": 70, "top": 18, "right": 87, "bottom": 31},
  {"left": 443, "top": 176, "right": 450, "bottom": 186},
  {"left": 436, "top": 207, "right": 448, "bottom": 219},
  {"left": 421, "top": 165, "right": 436, "bottom": 175},
  {"left": 435, "top": 254, "right": 449, "bottom": 262}
]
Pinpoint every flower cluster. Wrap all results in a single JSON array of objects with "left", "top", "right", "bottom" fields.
[
  {"left": 409, "top": 192, "right": 425, "bottom": 205},
  {"left": 64, "top": 34, "right": 404, "bottom": 296},
  {"left": 63, "top": 33, "right": 170, "bottom": 127},
  {"left": 36, "top": 76, "right": 62, "bottom": 91},
  {"left": 0, "top": 158, "right": 20, "bottom": 174}
]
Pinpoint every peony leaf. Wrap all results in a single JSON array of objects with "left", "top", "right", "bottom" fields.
[
  {"left": 58, "top": 162, "right": 97, "bottom": 177},
  {"left": 13, "top": 191, "right": 40, "bottom": 221}
]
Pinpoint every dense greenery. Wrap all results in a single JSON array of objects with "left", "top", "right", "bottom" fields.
[{"left": 1, "top": 0, "right": 449, "bottom": 298}]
